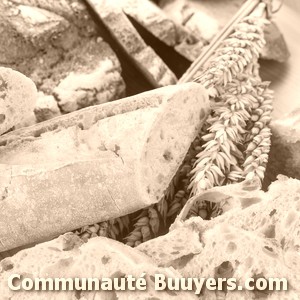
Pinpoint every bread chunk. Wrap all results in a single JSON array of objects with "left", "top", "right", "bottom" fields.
[
  {"left": 0, "top": 0, "right": 125, "bottom": 117},
  {"left": 0, "top": 67, "right": 37, "bottom": 135},
  {"left": 138, "top": 177, "right": 300, "bottom": 299},
  {"left": 0, "top": 82, "right": 209, "bottom": 252}
]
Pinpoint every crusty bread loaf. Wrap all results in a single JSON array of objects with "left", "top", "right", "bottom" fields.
[
  {"left": 0, "top": 233, "right": 198, "bottom": 299},
  {"left": 138, "top": 177, "right": 300, "bottom": 299},
  {"left": 0, "top": 67, "right": 37, "bottom": 135},
  {"left": 1, "top": 0, "right": 125, "bottom": 117},
  {"left": 0, "top": 82, "right": 209, "bottom": 252}
]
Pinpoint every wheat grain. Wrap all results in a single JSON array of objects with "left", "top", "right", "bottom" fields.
[{"left": 75, "top": 13, "right": 273, "bottom": 245}]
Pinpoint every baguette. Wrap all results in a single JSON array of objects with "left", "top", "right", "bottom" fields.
[
  {"left": 0, "top": 233, "right": 198, "bottom": 299},
  {"left": 0, "top": 82, "right": 210, "bottom": 252}
]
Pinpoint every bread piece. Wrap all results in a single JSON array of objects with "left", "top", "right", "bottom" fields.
[
  {"left": 0, "top": 233, "right": 198, "bottom": 299},
  {"left": 89, "top": 0, "right": 177, "bottom": 86},
  {"left": 1, "top": 1, "right": 125, "bottom": 116},
  {"left": 0, "top": 67, "right": 37, "bottom": 135},
  {"left": 264, "top": 108, "right": 300, "bottom": 186},
  {"left": 0, "top": 82, "right": 209, "bottom": 252},
  {"left": 138, "top": 177, "right": 300, "bottom": 299}
]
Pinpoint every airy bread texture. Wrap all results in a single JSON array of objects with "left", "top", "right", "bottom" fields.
[
  {"left": 0, "top": 83, "right": 209, "bottom": 252},
  {"left": 0, "top": 67, "right": 37, "bottom": 135},
  {"left": 138, "top": 176, "right": 300, "bottom": 299},
  {"left": 0, "top": 233, "right": 198, "bottom": 300}
]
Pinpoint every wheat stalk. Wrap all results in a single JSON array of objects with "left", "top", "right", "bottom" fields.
[{"left": 75, "top": 12, "right": 273, "bottom": 246}]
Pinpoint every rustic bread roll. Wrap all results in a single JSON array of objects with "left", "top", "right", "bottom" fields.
[
  {"left": 138, "top": 177, "right": 300, "bottom": 299},
  {"left": 0, "top": 82, "right": 209, "bottom": 252},
  {"left": 0, "top": 233, "right": 198, "bottom": 299},
  {"left": 0, "top": 67, "right": 37, "bottom": 135},
  {"left": 1, "top": 0, "right": 125, "bottom": 117}
]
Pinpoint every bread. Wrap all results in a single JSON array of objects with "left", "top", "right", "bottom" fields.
[
  {"left": 89, "top": 0, "right": 177, "bottom": 86},
  {"left": 260, "top": 21, "right": 290, "bottom": 63},
  {"left": 264, "top": 107, "right": 300, "bottom": 187},
  {"left": 1, "top": 0, "right": 125, "bottom": 117},
  {"left": 111, "top": 0, "right": 204, "bottom": 61},
  {"left": 0, "top": 82, "right": 210, "bottom": 252},
  {"left": 137, "top": 177, "right": 300, "bottom": 299},
  {"left": 0, "top": 233, "right": 198, "bottom": 299},
  {"left": 0, "top": 67, "right": 37, "bottom": 135}
]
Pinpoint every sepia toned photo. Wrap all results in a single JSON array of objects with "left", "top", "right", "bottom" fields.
[{"left": 0, "top": 0, "right": 299, "bottom": 299}]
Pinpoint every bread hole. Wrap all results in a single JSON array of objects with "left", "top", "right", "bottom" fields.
[
  {"left": 149, "top": 275, "right": 155, "bottom": 283},
  {"left": 264, "top": 246, "right": 274, "bottom": 252},
  {"left": 251, "top": 273, "right": 274, "bottom": 299},
  {"left": 242, "top": 180, "right": 259, "bottom": 191},
  {"left": 214, "top": 261, "right": 234, "bottom": 292},
  {"left": 173, "top": 246, "right": 184, "bottom": 251},
  {"left": 110, "top": 271, "right": 126, "bottom": 279},
  {"left": 269, "top": 209, "right": 276, "bottom": 217},
  {"left": 199, "top": 108, "right": 206, "bottom": 120},
  {"left": 0, "top": 259, "right": 14, "bottom": 272},
  {"left": 160, "top": 130, "right": 164, "bottom": 140},
  {"left": 226, "top": 242, "right": 237, "bottom": 253},
  {"left": 167, "top": 253, "right": 194, "bottom": 269},
  {"left": 75, "top": 290, "right": 81, "bottom": 299},
  {"left": 101, "top": 255, "right": 111, "bottom": 265},
  {"left": 157, "top": 173, "right": 164, "bottom": 183},
  {"left": 263, "top": 246, "right": 277, "bottom": 257},
  {"left": 260, "top": 218, "right": 266, "bottom": 226},
  {"left": 285, "top": 211, "right": 297, "bottom": 227},
  {"left": 0, "top": 114, "right": 5, "bottom": 124},
  {"left": 77, "top": 122, "right": 84, "bottom": 130},
  {"left": 240, "top": 197, "right": 261, "bottom": 209},
  {"left": 163, "top": 150, "right": 173, "bottom": 161},
  {"left": 262, "top": 225, "right": 275, "bottom": 239}
]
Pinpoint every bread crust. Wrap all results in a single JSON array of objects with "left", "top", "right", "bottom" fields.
[{"left": 0, "top": 83, "right": 209, "bottom": 252}]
